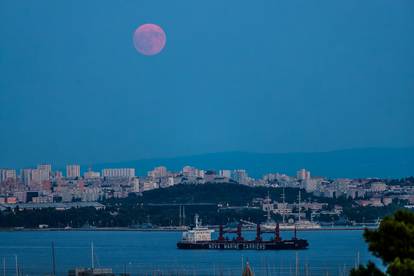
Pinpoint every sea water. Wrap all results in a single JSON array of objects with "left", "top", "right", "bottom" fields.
[{"left": 0, "top": 230, "right": 381, "bottom": 275}]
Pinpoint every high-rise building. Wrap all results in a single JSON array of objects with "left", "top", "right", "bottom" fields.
[
  {"left": 219, "top": 170, "right": 232, "bottom": 178},
  {"left": 31, "top": 168, "right": 49, "bottom": 184},
  {"left": 37, "top": 164, "right": 52, "bottom": 178},
  {"left": 102, "top": 168, "right": 135, "bottom": 178},
  {"left": 182, "top": 166, "right": 204, "bottom": 178},
  {"left": 21, "top": 168, "right": 33, "bottom": 186},
  {"left": 232, "top": 169, "right": 249, "bottom": 184},
  {"left": 66, "top": 165, "right": 81, "bottom": 178},
  {"left": 182, "top": 166, "right": 196, "bottom": 176},
  {"left": 148, "top": 166, "right": 168, "bottom": 178},
  {"left": 0, "top": 169, "right": 16, "bottom": 182},
  {"left": 296, "top": 168, "right": 311, "bottom": 181}
]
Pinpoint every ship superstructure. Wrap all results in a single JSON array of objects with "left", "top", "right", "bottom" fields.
[{"left": 180, "top": 214, "right": 214, "bottom": 243}]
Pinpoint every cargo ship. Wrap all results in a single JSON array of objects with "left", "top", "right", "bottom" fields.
[{"left": 177, "top": 215, "right": 309, "bottom": 250}]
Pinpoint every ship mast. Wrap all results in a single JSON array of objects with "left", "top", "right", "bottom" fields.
[
  {"left": 195, "top": 214, "right": 200, "bottom": 228},
  {"left": 14, "top": 255, "right": 18, "bottom": 276},
  {"left": 179, "top": 205, "right": 182, "bottom": 226},
  {"left": 281, "top": 188, "right": 286, "bottom": 224},
  {"left": 297, "top": 190, "right": 301, "bottom": 223},
  {"left": 179, "top": 205, "right": 186, "bottom": 226},
  {"left": 182, "top": 205, "right": 186, "bottom": 226},
  {"left": 91, "top": 242, "right": 94, "bottom": 269},
  {"left": 51, "top": 241, "right": 56, "bottom": 276},
  {"left": 266, "top": 191, "right": 271, "bottom": 222}
]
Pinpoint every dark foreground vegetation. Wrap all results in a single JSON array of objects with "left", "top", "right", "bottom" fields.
[
  {"left": 350, "top": 209, "right": 414, "bottom": 276},
  {"left": 0, "top": 183, "right": 409, "bottom": 228}
]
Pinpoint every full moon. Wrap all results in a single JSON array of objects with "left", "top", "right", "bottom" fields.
[{"left": 133, "top": 24, "right": 166, "bottom": 56}]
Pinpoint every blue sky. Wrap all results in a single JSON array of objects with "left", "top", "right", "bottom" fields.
[{"left": 0, "top": 0, "right": 413, "bottom": 167}]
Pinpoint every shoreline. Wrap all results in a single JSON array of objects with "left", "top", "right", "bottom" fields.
[{"left": 0, "top": 226, "right": 376, "bottom": 232}]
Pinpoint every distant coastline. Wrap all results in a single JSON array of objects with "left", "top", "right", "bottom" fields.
[
  {"left": 0, "top": 226, "right": 376, "bottom": 232},
  {"left": 89, "top": 147, "right": 414, "bottom": 178}
]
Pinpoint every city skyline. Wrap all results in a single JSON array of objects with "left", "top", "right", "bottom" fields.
[
  {"left": 1, "top": 158, "right": 413, "bottom": 213},
  {"left": 0, "top": 153, "right": 412, "bottom": 183},
  {"left": 1, "top": 147, "right": 413, "bottom": 179}
]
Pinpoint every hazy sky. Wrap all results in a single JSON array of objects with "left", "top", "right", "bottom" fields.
[{"left": 0, "top": 0, "right": 413, "bottom": 167}]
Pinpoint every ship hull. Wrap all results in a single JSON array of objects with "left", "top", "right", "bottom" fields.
[{"left": 177, "top": 239, "right": 308, "bottom": 250}]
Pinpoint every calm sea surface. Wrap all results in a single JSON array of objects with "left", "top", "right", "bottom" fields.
[{"left": 0, "top": 230, "right": 381, "bottom": 275}]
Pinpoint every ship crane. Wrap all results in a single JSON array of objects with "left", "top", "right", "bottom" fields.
[
  {"left": 218, "top": 221, "right": 292, "bottom": 244},
  {"left": 178, "top": 218, "right": 308, "bottom": 250}
]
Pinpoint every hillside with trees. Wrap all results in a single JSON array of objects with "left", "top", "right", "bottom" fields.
[{"left": 0, "top": 183, "right": 409, "bottom": 228}]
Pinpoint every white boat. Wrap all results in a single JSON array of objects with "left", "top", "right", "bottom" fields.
[
  {"left": 262, "top": 189, "right": 321, "bottom": 230},
  {"left": 261, "top": 220, "right": 321, "bottom": 231}
]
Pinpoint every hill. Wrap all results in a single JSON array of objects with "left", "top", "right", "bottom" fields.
[
  {"left": 118, "top": 183, "right": 309, "bottom": 206},
  {"left": 93, "top": 147, "right": 414, "bottom": 178}
]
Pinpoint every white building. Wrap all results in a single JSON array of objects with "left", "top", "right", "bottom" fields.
[
  {"left": 132, "top": 178, "right": 140, "bottom": 193},
  {"left": 182, "top": 166, "right": 205, "bottom": 179},
  {"left": 66, "top": 165, "right": 81, "bottom": 178},
  {"left": 182, "top": 166, "right": 197, "bottom": 177},
  {"left": 84, "top": 170, "right": 100, "bottom": 179},
  {"left": 219, "top": 170, "right": 232, "bottom": 179},
  {"left": 141, "top": 181, "right": 159, "bottom": 192},
  {"left": 370, "top": 182, "right": 387, "bottom": 193},
  {"left": 102, "top": 168, "right": 135, "bottom": 178}
]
